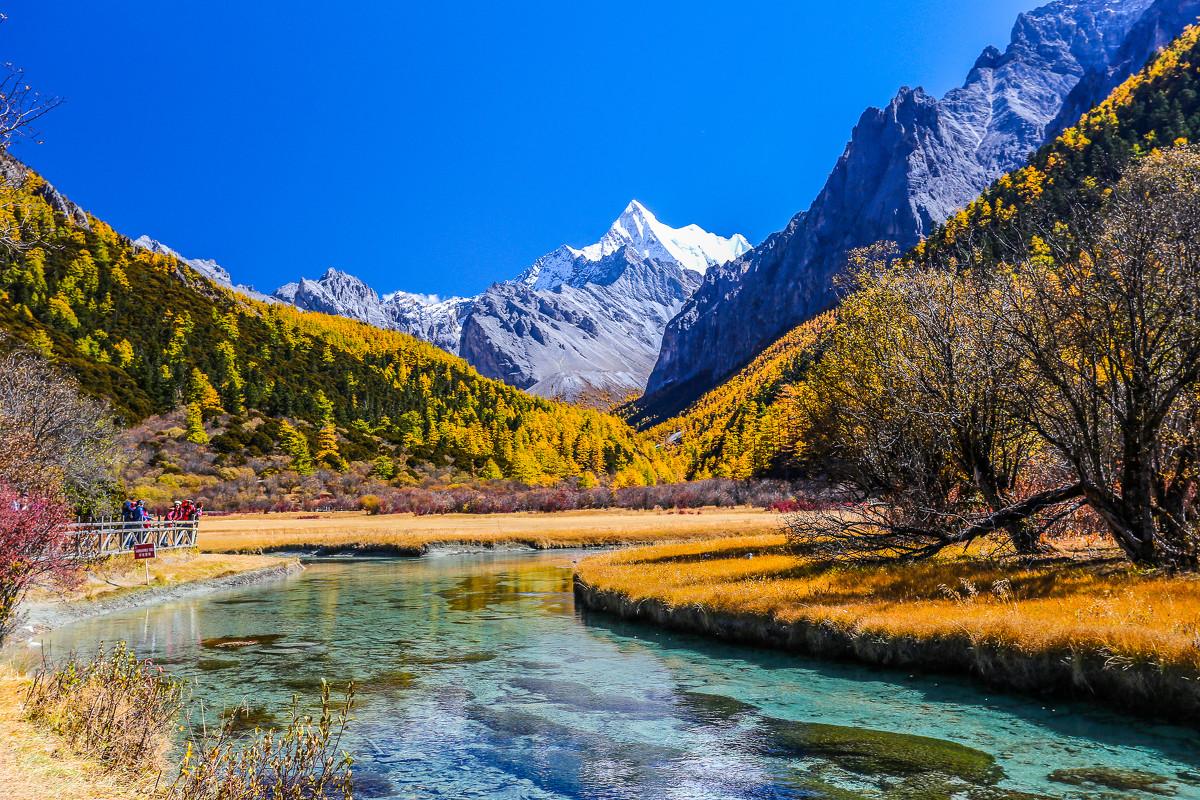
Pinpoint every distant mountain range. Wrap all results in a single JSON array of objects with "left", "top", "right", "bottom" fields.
[
  {"left": 638, "top": 0, "right": 1196, "bottom": 422},
  {"left": 145, "top": 201, "right": 749, "bottom": 405}
]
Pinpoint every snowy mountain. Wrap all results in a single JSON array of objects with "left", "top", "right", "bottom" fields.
[
  {"left": 464, "top": 248, "right": 702, "bottom": 401},
  {"left": 642, "top": 0, "right": 1180, "bottom": 422},
  {"left": 274, "top": 270, "right": 471, "bottom": 354},
  {"left": 271, "top": 201, "right": 749, "bottom": 403}
]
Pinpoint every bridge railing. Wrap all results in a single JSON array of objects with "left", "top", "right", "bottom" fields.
[{"left": 67, "top": 520, "right": 199, "bottom": 558}]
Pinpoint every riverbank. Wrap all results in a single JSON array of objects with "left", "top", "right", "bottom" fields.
[
  {"left": 16, "top": 553, "right": 302, "bottom": 642},
  {"left": 199, "top": 507, "right": 780, "bottom": 556},
  {"left": 574, "top": 533, "right": 1200, "bottom": 724}
]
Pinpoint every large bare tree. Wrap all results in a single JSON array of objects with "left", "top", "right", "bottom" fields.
[
  {"left": 791, "top": 244, "right": 1078, "bottom": 561},
  {"left": 0, "top": 348, "right": 118, "bottom": 511}
]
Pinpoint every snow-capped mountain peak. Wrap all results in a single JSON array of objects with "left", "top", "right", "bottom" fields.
[
  {"left": 592, "top": 200, "right": 751, "bottom": 275},
  {"left": 518, "top": 200, "right": 750, "bottom": 291},
  {"left": 271, "top": 201, "right": 749, "bottom": 403}
]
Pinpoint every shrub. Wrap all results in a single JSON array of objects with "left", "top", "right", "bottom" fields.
[
  {"left": 0, "top": 486, "right": 78, "bottom": 644},
  {"left": 358, "top": 494, "right": 383, "bottom": 515},
  {"left": 24, "top": 642, "right": 185, "bottom": 773},
  {"left": 168, "top": 681, "right": 355, "bottom": 800}
]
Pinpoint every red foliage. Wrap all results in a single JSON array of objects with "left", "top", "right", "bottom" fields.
[{"left": 0, "top": 485, "right": 79, "bottom": 644}]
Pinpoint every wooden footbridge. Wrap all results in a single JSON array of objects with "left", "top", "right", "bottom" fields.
[{"left": 67, "top": 520, "right": 199, "bottom": 558}]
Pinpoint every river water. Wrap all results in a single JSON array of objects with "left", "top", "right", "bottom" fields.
[{"left": 22, "top": 551, "right": 1200, "bottom": 799}]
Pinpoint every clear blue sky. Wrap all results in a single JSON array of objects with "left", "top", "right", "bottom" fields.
[{"left": 2, "top": 1, "right": 1035, "bottom": 297}]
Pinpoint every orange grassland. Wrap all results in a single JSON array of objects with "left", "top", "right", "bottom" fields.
[
  {"left": 0, "top": 668, "right": 148, "bottom": 800},
  {"left": 197, "top": 508, "right": 782, "bottom": 554},
  {"left": 575, "top": 528, "right": 1200, "bottom": 672}
]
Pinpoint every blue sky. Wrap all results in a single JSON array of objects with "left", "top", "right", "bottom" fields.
[{"left": 2, "top": 1, "right": 1035, "bottom": 297}]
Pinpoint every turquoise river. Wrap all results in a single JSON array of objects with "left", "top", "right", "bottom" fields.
[{"left": 21, "top": 551, "right": 1200, "bottom": 799}]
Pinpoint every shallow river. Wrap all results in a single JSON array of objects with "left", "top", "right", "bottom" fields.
[{"left": 24, "top": 551, "right": 1200, "bottom": 798}]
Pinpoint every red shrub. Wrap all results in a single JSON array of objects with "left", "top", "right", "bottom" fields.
[{"left": 0, "top": 486, "right": 78, "bottom": 644}]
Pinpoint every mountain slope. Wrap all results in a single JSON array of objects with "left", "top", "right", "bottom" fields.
[
  {"left": 641, "top": 0, "right": 1179, "bottom": 421},
  {"left": 274, "top": 270, "right": 472, "bottom": 354},
  {"left": 654, "top": 20, "right": 1200, "bottom": 482},
  {"left": 272, "top": 201, "right": 749, "bottom": 404},
  {"left": 648, "top": 313, "right": 835, "bottom": 480},
  {"left": 0, "top": 157, "right": 680, "bottom": 486}
]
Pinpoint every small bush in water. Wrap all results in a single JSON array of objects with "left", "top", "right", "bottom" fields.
[{"left": 168, "top": 680, "right": 355, "bottom": 800}]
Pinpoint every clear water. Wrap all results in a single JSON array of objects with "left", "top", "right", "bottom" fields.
[{"left": 21, "top": 551, "right": 1200, "bottom": 799}]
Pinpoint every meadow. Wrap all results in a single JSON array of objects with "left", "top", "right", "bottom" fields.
[
  {"left": 198, "top": 507, "right": 782, "bottom": 554},
  {"left": 575, "top": 528, "right": 1200, "bottom": 674}
]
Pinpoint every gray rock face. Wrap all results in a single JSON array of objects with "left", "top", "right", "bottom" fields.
[
  {"left": 642, "top": 0, "right": 1168, "bottom": 421},
  {"left": 1049, "top": 0, "right": 1200, "bottom": 136},
  {"left": 0, "top": 152, "right": 90, "bottom": 229},
  {"left": 272, "top": 201, "right": 747, "bottom": 403},
  {"left": 273, "top": 269, "right": 471, "bottom": 354},
  {"left": 461, "top": 248, "right": 701, "bottom": 400}
]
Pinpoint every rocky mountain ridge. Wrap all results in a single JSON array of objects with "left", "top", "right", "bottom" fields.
[{"left": 639, "top": 0, "right": 1178, "bottom": 422}]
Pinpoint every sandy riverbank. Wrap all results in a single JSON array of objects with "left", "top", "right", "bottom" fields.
[
  {"left": 15, "top": 553, "right": 302, "bottom": 643},
  {"left": 198, "top": 507, "right": 781, "bottom": 556},
  {"left": 573, "top": 534, "right": 1200, "bottom": 724}
]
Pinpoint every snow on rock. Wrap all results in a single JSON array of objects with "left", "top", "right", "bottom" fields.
[
  {"left": 518, "top": 200, "right": 749, "bottom": 290},
  {"left": 133, "top": 235, "right": 234, "bottom": 288}
]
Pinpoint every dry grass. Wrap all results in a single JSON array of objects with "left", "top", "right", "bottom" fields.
[
  {"left": 0, "top": 666, "right": 150, "bottom": 800},
  {"left": 575, "top": 524, "right": 1200, "bottom": 672},
  {"left": 198, "top": 508, "right": 781, "bottom": 553},
  {"left": 25, "top": 552, "right": 291, "bottom": 606}
]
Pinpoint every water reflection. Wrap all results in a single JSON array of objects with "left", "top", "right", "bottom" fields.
[{"left": 26, "top": 551, "right": 1200, "bottom": 799}]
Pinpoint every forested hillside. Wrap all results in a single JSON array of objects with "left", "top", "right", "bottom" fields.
[
  {"left": 642, "top": 313, "right": 834, "bottom": 480},
  {"left": 0, "top": 161, "right": 680, "bottom": 492}
]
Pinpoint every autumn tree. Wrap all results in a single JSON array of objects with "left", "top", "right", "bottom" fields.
[
  {"left": 997, "top": 145, "right": 1200, "bottom": 568},
  {"left": 790, "top": 244, "right": 1070, "bottom": 560},
  {"left": 278, "top": 420, "right": 314, "bottom": 476},
  {"left": 0, "top": 487, "right": 76, "bottom": 644}
]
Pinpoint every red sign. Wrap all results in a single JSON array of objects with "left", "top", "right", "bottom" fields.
[{"left": 133, "top": 542, "right": 156, "bottom": 560}]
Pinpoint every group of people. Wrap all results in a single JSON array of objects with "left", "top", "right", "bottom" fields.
[
  {"left": 120, "top": 498, "right": 204, "bottom": 523},
  {"left": 8, "top": 491, "right": 29, "bottom": 512}
]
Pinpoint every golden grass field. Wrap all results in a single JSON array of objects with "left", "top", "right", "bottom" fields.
[
  {"left": 198, "top": 507, "right": 782, "bottom": 553},
  {"left": 0, "top": 667, "right": 148, "bottom": 800},
  {"left": 575, "top": 528, "right": 1200, "bottom": 671}
]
